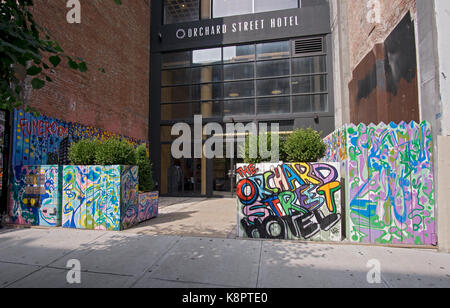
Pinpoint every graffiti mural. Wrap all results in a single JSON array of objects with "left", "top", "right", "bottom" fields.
[
  {"left": 120, "top": 166, "right": 139, "bottom": 229},
  {"left": 8, "top": 165, "right": 62, "bottom": 226},
  {"left": 62, "top": 165, "right": 139, "bottom": 231},
  {"left": 7, "top": 109, "right": 146, "bottom": 226},
  {"left": 322, "top": 127, "right": 347, "bottom": 163},
  {"left": 138, "top": 192, "right": 159, "bottom": 222},
  {"left": 12, "top": 109, "right": 144, "bottom": 167},
  {"left": 236, "top": 163, "right": 342, "bottom": 242},
  {"left": 345, "top": 122, "right": 435, "bottom": 245}
]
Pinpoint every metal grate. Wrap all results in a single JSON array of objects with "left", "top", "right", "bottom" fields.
[{"left": 293, "top": 37, "right": 324, "bottom": 56}]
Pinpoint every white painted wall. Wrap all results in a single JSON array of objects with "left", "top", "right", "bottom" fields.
[{"left": 434, "top": 0, "right": 450, "bottom": 136}]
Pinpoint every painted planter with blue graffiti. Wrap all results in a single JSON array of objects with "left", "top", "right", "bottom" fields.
[{"left": 62, "top": 165, "right": 140, "bottom": 231}]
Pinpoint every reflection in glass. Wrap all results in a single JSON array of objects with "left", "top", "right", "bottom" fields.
[
  {"left": 224, "top": 63, "right": 254, "bottom": 81},
  {"left": 256, "top": 78, "right": 290, "bottom": 96},
  {"left": 162, "top": 51, "right": 191, "bottom": 69},
  {"left": 162, "top": 85, "right": 200, "bottom": 103},
  {"left": 193, "top": 48, "right": 222, "bottom": 65},
  {"left": 213, "top": 0, "right": 253, "bottom": 18},
  {"left": 164, "top": 0, "right": 200, "bottom": 24},
  {"left": 292, "top": 75, "right": 327, "bottom": 94},
  {"left": 192, "top": 66, "right": 223, "bottom": 83},
  {"left": 257, "top": 41, "right": 290, "bottom": 60},
  {"left": 223, "top": 45, "right": 255, "bottom": 63},
  {"left": 254, "top": 0, "right": 298, "bottom": 13},
  {"left": 224, "top": 81, "right": 254, "bottom": 98},
  {"left": 224, "top": 99, "right": 255, "bottom": 116},
  {"left": 256, "top": 59, "right": 290, "bottom": 78},
  {"left": 292, "top": 56, "right": 326, "bottom": 75},
  {"left": 161, "top": 103, "right": 201, "bottom": 120},
  {"left": 292, "top": 94, "right": 328, "bottom": 113},
  {"left": 257, "top": 96, "right": 290, "bottom": 115}
]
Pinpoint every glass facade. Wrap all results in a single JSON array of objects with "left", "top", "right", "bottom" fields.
[
  {"left": 161, "top": 38, "right": 328, "bottom": 121},
  {"left": 155, "top": 0, "right": 333, "bottom": 196}
]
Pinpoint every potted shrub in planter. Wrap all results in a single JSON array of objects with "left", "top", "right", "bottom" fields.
[
  {"left": 62, "top": 138, "right": 147, "bottom": 231},
  {"left": 135, "top": 144, "right": 158, "bottom": 224}
]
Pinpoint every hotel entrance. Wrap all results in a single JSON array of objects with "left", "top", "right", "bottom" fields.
[{"left": 150, "top": 0, "right": 334, "bottom": 197}]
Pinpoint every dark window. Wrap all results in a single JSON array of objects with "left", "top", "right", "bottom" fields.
[
  {"left": 160, "top": 37, "right": 329, "bottom": 120},
  {"left": 224, "top": 63, "right": 254, "bottom": 81},
  {"left": 256, "top": 78, "right": 290, "bottom": 96},
  {"left": 224, "top": 99, "right": 255, "bottom": 116},
  {"left": 256, "top": 59, "right": 290, "bottom": 78},
  {"left": 257, "top": 96, "right": 291, "bottom": 115},
  {"left": 164, "top": 0, "right": 200, "bottom": 24}
]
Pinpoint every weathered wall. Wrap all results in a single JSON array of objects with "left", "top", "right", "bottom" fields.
[
  {"left": 347, "top": 0, "right": 416, "bottom": 72},
  {"left": 348, "top": 12, "right": 419, "bottom": 124},
  {"left": 236, "top": 162, "right": 343, "bottom": 242},
  {"left": 27, "top": 0, "right": 150, "bottom": 141},
  {"left": 437, "top": 136, "right": 450, "bottom": 252}
]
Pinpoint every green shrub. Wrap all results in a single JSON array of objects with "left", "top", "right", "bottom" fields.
[
  {"left": 68, "top": 139, "right": 101, "bottom": 165},
  {"left": 242, "top": 132, "right": 284, "bottom": 164},
  {"left": 136, "top": 144, "right": 155, "bottom": 192},
  {"left": 95, "top": 138, "right": 137, "bottom": 166},
  {"left": 283, "top": 128, "right": 326, "bottom": 162}
]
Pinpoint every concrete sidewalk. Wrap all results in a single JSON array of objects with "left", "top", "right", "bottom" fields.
[
  {"left": 0, "top": 227, "right": 449, "bottom": 288},
  {"left": 122, "top": 197, "right": 237, "bottom": 238}
]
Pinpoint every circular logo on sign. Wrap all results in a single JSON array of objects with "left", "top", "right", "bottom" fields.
[{"left": 176, "top": 29, "right": 186, "bottom": 40}]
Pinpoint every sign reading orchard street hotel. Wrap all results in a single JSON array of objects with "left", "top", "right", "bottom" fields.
[
  {"left": 153, "top": 7, "right": 331, "bottom": 52},
  {"left": 175, "top": 15, "right": 300, "bottom": 40}
]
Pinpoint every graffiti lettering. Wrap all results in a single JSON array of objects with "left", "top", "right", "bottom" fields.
[{"left": 237, "top": 162, "right": 342, "bottom": 242}]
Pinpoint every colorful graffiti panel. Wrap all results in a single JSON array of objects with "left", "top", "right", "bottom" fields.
[
  {"left": 236, "top": 163, "right": 342, "bottom": 242},
  {"left": 62, "top": 165, "right": 132, "bottom": 231},
  {"left": 120, "top": 166, "right": 139, "bottom": 230},
  {"left": 8, "top": 165, "right": 62, "bottom": 227},
  {"left": 343, "top": 121, "right": 436, "bottom": 245},
  {"left": 138, "top": 192, "right": 159, "bottom": 223},
  {"left": 12, "top": 109, "right": 144, "bottom": 167},
  {"left": 62, "top": 165, "right": 87, "bottom": 229}
]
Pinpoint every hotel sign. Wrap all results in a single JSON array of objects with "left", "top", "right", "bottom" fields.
[
  {"left": 152, "top": 6, "right": 331, "bottom": 52},
  {"left": 175, "top": 15, "right": 300, "bottom": 40}
]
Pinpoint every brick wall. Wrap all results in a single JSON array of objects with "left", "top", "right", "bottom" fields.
[
  {"left": 27, "top": 0, "right": 150, "bottom": 141},
  {"left": 347, "top": 0, "right": 416, "bottom": 71}
]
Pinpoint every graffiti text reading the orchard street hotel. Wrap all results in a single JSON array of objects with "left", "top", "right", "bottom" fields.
[{"left": 236, "top": 162, "right": 342, "bottom": 241}]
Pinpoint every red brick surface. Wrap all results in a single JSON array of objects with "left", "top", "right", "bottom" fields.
[{"left": 28, "top": 0, "right": 150, "bottom": 141}]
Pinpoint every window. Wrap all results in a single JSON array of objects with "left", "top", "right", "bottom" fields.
[
  {"left": 254, "top": 0, "right": 299, "bottom": 13},
  {"left": 160, "top": 37, "right": 329, "bottom": 120},
  {"left": 164, "top": 0, "right": 303, "bottom": 24},
  {"left": 213, "top": 0, "right": 299, "bottom": 18},
  {"left": 164, "top": 0, "right": 200, "bottom": 24}
]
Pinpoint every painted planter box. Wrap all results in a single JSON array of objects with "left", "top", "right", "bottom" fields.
[
  {"left": 323, "top": 122, "right": 436, "bottom": 246},
  {"left": 236, "top": 162, "right": 343, "bottom": 242},
  {"left": 122, "top": 191, "right": 159, "bottom": 229},
  {"left": 62, "top": 165, "right": 139, "bottom": 231},
  {"left": 8, "top": 165, "right": 62, "bottom": 227}
]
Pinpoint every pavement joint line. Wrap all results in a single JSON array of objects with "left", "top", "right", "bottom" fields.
[
  {"left": 44, "top": 265, "right": 135, "bottom": 278},
  {"left": 138, "top": 276, "right": 242, "bottom": 289},
  {"left": 126, "top": 235, "right": 183, "bottom": 288},
  {"left": 255, "top": 241, "right": 263, "bottom": 288},
  {"left": 2, "top": 230, "right": 108, "bottom": 288}
]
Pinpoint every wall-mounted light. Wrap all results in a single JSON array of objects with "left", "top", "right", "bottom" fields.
[
  {"left": 229, "top": 93, "right": 239, "bottom": 97},
  {"left": 271, "top": 90, "right": 282, "bottom": 95}
]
